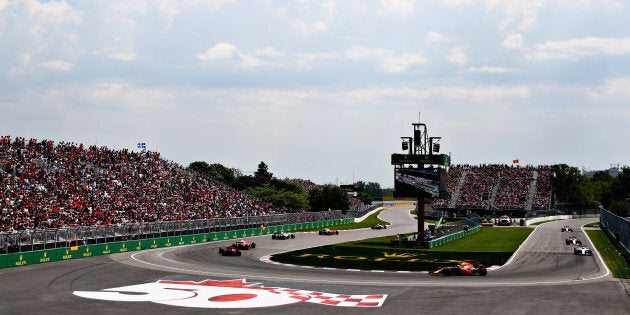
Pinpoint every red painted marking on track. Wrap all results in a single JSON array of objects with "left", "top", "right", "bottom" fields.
[{"left": 209, "top": 293, "right": 258, "bottom": 302}]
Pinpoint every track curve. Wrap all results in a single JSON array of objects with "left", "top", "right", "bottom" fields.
[{"left": 1, "top": 206, "right": 628, "bottom": 314}]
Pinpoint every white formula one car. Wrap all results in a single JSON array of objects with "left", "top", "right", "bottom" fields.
[{"left": 574, "top": 245, "right": 593, "bottom": 256}]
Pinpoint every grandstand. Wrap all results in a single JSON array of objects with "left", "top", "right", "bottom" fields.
[
  {"left": 433, "top": 164, "right": 552, "bottom": 214},
  {"left": 0, "top": 136, "right": 294, "bottom": 233}
]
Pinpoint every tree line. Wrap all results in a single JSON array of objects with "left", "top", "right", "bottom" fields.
[
  {"left": 187, "top": 161, "right": 382, "bottom": 213},
  {"left": 552, "top": 164, "right": 630, "bottom": 216}
]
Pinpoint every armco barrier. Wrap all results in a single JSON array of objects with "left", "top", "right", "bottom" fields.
[{"left": 0, "top": 218, "right": 352, "bottom": 269}]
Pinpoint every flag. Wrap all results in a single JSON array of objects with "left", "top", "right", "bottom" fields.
[
  {"left": 137, "top": 142, "right": 146, "bottom": 149},
  {"left": 513, "top": 159, "right": 519, "bottom": 164}
]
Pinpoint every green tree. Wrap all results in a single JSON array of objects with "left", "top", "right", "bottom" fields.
[
  {"left": 254, "top": 161, "right": 273, "bottom": 186},
  {"left": 308, "top": 185, "right": 350, "bottom": 213},
  {"left": 356, "top": 191, "right": 373, "bottom": 204},
  {"left": 187, "top": 161, "right": 238, "bottom": 188},
  {"left": 243, "top": 184, "right": 309, "bottom": 210},
  {"left": 552, "top": 164, "right": 582, "bottom": 207},
  {"left": 355, "top": 181, "right": 384, "bottom": 198}
]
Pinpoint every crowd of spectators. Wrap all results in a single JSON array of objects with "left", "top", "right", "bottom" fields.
[
  {"left": 1, "top": 136, "right": 291, "bottom": 233},
  {"left": 434, "top": 164, "right": 552, "bottom": 210}
]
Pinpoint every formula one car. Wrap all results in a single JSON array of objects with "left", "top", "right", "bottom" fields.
[
  {"left": 218, "top": 245, "right": 242, "bottom": 256},
  {"left": 272, "top": 231, "right": 295, "bottom": 240},
  {"left": 232, "top": 239, "right": 256, "bottom": 250},
  {"left": 319, "top": 228, "right": 339, "bottom": 235},
  {"left": 561, "top": 226, "right": 573, "bottom": 232},
  {"left": 430, "top": 261, "right": 487, "bottom": 276},
  {"left": 566, "top": 236, "right": 582, "bottom": 245},
  {"left": 371, "top": 224, "right": 387, "bottom": 229},
  {"left": 574, "top": 245, "right": 593, "bottom": 256}
]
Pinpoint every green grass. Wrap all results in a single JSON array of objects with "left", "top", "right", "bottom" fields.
[
  {"left": 586, "top": 230, "right": 630, "bottom": 279},
  {"left": 271, "top": 227, "right": 532, "bottom": 271}
]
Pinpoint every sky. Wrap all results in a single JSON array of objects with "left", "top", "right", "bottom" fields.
[{"left": 2, "top": 0, "right": 630, "bottom": 188}]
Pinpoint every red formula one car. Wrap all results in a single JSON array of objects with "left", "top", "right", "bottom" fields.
[
  {"left": 430, "top": 261, "right": 488, "bottom": 276},
  {"left": 318, "top": 228, "right": 339, "bottom": 235},
  {"left": 218, "top": 245, "right": 242, "bottom": 256},
  {"left": 565, "top": 236, "right": 582, "bottom": 245},
  {"left": 232, "top": 239, "right": 256, "bottom": 250}
]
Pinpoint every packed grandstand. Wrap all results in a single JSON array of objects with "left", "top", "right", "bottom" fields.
[{"left": 1, "top": 136, "right": 551, "bottom": 234}]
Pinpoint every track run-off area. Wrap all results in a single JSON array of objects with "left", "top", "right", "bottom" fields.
[{"left": 1, "top": 205, "right": 628, "bottom": 314}]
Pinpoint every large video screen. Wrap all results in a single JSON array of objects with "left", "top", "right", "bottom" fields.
[{"left": 394, "top": 167, "right": 447, "bottom": 198}]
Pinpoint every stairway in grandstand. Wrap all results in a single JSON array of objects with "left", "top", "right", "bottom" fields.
[
  {"left": 525, "top": 170, "right": 539, "bottom": 210},
  {"left": 448, "top": 169, "right": 467, "bottom": 208}
]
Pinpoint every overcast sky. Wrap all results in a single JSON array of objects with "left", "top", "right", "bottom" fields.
[{"left": 2, "top": 0, "right": 630, "bottom": 188}]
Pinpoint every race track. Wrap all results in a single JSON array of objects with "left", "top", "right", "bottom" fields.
[{"left": 1, "top": 206, "right": 628, "bottom": 314}]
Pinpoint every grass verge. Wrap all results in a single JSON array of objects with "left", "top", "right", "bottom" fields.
[
  {"left": 586, "top": 229, "right": 630, "bottom": 278},
  {"left": 271, "top": 227, "right": 532, "bottom": 271}
]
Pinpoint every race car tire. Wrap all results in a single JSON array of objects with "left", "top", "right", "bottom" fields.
[
  {"left": 237, "top": 251, "right": 241, "bottom": 256},
  {"left": 443, "top": 269, "right": 453, "bottom": 276},
  {"left": 335, "top": 231, "right": 339, "bottom": 235},
  {"left": 319, "top": 231, "right": 323, "bottom": 235},
  {"left": 479, "top": 269, "right": 488, "bottom": 276},
  {"left": 251, "top": 243, "right": 256, "bottom": 248}
]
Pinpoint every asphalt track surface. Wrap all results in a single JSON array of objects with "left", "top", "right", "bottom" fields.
[{"left": 1, "top": 206, "right": 629, "bottom": 314}]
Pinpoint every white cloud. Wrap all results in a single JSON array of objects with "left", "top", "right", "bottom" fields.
[
  {"left": 502, "top": 33, "right": 524, "bottom": 49},
  {"left": 26, "top": 0, "right": 84, "bottom": 25},
  {"left": 256, "top": 47, "right": 283, "bottom": 57},
  {"left": 41, "top": 60, "right": 74, "bottom": 71},
  {"left": 381, "top": 0, "right": 415, "bottom": 16},
  {"left": 293, "top": 52, "right": 340, "bottom": 68},
  {"left": 345, "top": 46, "right": 427, "bottom": 73},
  {"left": 527, "top": 37, "right": 630, "bottom": 61},
  {"left": 197, "top": 43, "right": 265, "bottom": 68},
  {"left": 426, "top": 31, "right": 450, "bottom": 43},
  {"left": 109, "top": 52, "right": 137, "bottom": 62},
  {"left": 197, "top": 42, "right": 239, "bottom": 60},
  {"left": 295, "top": 20, "right": 328, "bottom": 33},
  {"left": 600, "top": 77, "right": 630, "bottom": 97},
  {"left": 423, "top": 85, "right": 530, "bottom": 102},
  {"left": 8, "top": 53, "right": 32, "bottom": 76},
  {"left": 467, "top": 66, "right": 514, "bottom": 73},
  {"left": 447, "top": 47, "right": 467, "bottom": 65}
]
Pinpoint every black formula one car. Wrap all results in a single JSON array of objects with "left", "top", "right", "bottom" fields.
[
  {"left": 232, "top": 239, "right": 256, "bottom": 250},
  {"left": 218, "top": 245, "right": 242, "bottom": 256},
  {"left": 272, "top": 232, "right": 295, "bottom": 240},
  {"left": 566, "top": 236, "right": 582, "bottom": 245},
  {"left": 561, "top": 226, "right": 573, "bottom": 232},
  {"left": 371, "top": 224, "right": 387, "bottom": 229},
  {"left": 318, "top": 228, "right": 339, "bottom": 235},
  {"left": 574, "top": 245, "right": 593, "bottom": 256},
  {"left": 430, "top": 261, "right": 488, "bottom": 276}
]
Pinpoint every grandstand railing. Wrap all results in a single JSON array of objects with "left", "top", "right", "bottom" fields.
[{"left": 0, "top": 210, "right": 344, "bottom": 254}]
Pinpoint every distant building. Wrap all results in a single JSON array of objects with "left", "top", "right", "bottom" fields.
[{"left": 582, "top": 165, "right": 627, "bottom": 178}]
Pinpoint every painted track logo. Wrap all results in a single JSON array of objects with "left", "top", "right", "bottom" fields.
[{"left": 73, "top": 279, "right": 387, "bottom": 309}]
